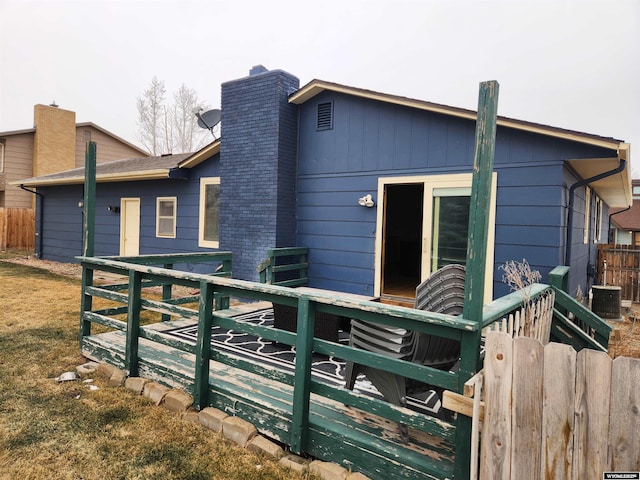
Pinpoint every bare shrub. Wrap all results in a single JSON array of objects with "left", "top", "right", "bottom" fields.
[{"left": 499, "top": 259, "right": 542, "bottom": 336}]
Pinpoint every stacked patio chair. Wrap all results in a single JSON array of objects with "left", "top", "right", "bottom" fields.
[{"left": 344, "top": 264, "right": 466, "bottom": 438}]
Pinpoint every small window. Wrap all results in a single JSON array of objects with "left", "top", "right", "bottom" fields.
[
  {"left": 594, "top": 198, "right": 603, "bottom": 243},
  {"left": 199, "top": 178, "right": 220, "bottom": 248},
  {"left": 633, "top": 185, "right": 640, "bottom": 198},
  {"left": 583, "top": 187, "right": 591, "bottom": 244},
  {"left": 84, "top": 129, "right": 91, "bottom": 142},
  {"left": 317, "top": 102, "right": 333, "bottom": 130},
  {"left": 156, "top": 197, "right": 177, "bottom": 238}
]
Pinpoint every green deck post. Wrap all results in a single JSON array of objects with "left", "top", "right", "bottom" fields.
[
  {"left": 194, "top": 280, "right": 214, "bottom": 409},
  {"left": 82, "top": 141, "right": 96, "bottom": 258},
  {"left": 549, "top": 265, "right": 570, "bottom": 317},
  {"left": 457, "top": 80, "right": 499, "bottom": 479},
  {"left": 548, "top": 265, "right": 570, "bottom": 293},
  {"left": 79, "top": 141, "right": 97, "bottom": 345},
  {"left": 125, "top": 269, "right": 142, "bottom": 377},
  {"left": 290, "top": 297, "right": 315, "bottom": 454}
]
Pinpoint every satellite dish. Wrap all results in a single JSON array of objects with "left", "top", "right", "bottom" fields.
[{"left": 196, "top": 109, "right": 221, "bottom": 130}]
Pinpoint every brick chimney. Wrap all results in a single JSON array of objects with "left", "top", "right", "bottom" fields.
[
  {"left": 219, "top": 67, "right": 300, "bottom": 281},
  {"left": 33, "top": 104, "right": 76, "bottom": 177}
]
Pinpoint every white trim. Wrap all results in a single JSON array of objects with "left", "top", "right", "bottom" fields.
[
  {"left": 0, "top": 141, "right": 5, "bottom": 173},
  {"left": 374, "top": 172, "right": 497, "bottom": 303},
  {"left": 156, "top": 196, "right": 177, "bottom": 239},
  {"left": 199, "top": 177, "right": 220, "bottom": 248},
  {"left": 595, "top": 197, "right": 603, "bottom": 243}
]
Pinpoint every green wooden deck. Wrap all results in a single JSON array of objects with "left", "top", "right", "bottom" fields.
[
  {"left": 82, "top": 303, "right": 456, "bottom": 480},
  {"left": 77, "top": 254, "right": 612, "bottom": 480}
]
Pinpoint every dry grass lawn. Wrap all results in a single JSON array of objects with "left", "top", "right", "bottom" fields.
[{"left": 0, "top": 256, "right": 315, "bottom": 480}]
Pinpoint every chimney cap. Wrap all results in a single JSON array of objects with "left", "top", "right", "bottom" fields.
[
  {"left": 250, "top": 65, "right": 268, "bottom": 76},
  {"left": 49, "top": 101, "right": 59, "bottom": 108}
]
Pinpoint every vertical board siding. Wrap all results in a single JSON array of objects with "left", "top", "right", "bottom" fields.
[{"left": 480, "top": 332, "right": 640, "bottom": 479}]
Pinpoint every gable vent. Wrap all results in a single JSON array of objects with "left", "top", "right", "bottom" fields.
[{"left": 316, "top": 102, "right": 333, "bottom": 130}]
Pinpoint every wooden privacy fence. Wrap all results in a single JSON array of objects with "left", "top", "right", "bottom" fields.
[
  {"left": 598, "top": 243, "right": 640, "bottom": 301},
  {"left": 0, "top": 208, "right": 35, "bottom": 250},
  {"left": 478, "top": 331, "right": 640, "bottom": 480}
]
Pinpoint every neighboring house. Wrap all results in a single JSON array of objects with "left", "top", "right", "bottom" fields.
[
  {"left": 0, "top": 103, "right": 147, "bottom": 210},
  {"left": 15, "top": 67, "right": 632, "bottom": 302},
  {"left": 609, "top": 179, "right": 640, "bottom": 245}
]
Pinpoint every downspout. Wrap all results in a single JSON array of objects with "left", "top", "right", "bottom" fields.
[
  {"left": 19, "top": 184, "right": 43, "bottom": 258},
  {"left": 565, "top": 158, "right": 627, "bottom": 266},
  {"left": 608, "top": 205, "right": 631, "bottom": 243}
]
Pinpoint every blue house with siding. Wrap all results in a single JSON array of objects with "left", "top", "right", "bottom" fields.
[{"left": 16, "top": 66, "right": 631, "bottom": 302}]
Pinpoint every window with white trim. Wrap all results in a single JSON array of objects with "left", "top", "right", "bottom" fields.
[
  {"left": 583, "top": 187, "right": 591, "bottom": 244},
  {"left": 0, "top": 141, "right": 5, "bottom": 173},
  {"left": 199, "top": 177, "right": 220, "bottom": 248},
  {"left": 594, "top": 197, "right": 603, "bottom": 243},
  {"left": 156, "top": 197, "right": 177, "bottom": 238}
]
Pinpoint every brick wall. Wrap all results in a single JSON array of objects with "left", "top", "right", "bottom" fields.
[
  {"left": 33, "top": 104, "right": 76, "bottom": 177},
  {"left": 220, "top": 67, "right": 299, "bottom": 281}
]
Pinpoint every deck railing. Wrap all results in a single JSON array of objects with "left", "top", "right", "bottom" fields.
[
  {"left": 257, "top": 247, "right": 308, "bottom": 287},
  {"left": 548, "top": 266, "right": 612, "bottom": 352},
  {"left": 77, "top": 253, "right": 610, "bottom": 480}
]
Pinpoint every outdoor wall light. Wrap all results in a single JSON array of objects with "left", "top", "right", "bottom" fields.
[
  {"left": 107, "top": 205, "right": 120, "bottom": 213},
  {"left": 77, "top": 201, "right": 84, "bottom": 208},
  {"left": 358, "top": 194, "right": 375, "bottom": 208}
]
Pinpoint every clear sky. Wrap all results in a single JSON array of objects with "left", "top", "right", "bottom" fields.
[{"left": 1, "top": 0, "right": 638, "bottom": 172}]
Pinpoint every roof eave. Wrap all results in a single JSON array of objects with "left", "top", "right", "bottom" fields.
[
  {"left": 178, "top": 139, "right": 221, "bottom": 169},
  {"left": 11, "top": 169, "right": 172, "bottom": 187},
  {"left": 567, "top": 143, "right": 632, "bottom": 208}
]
